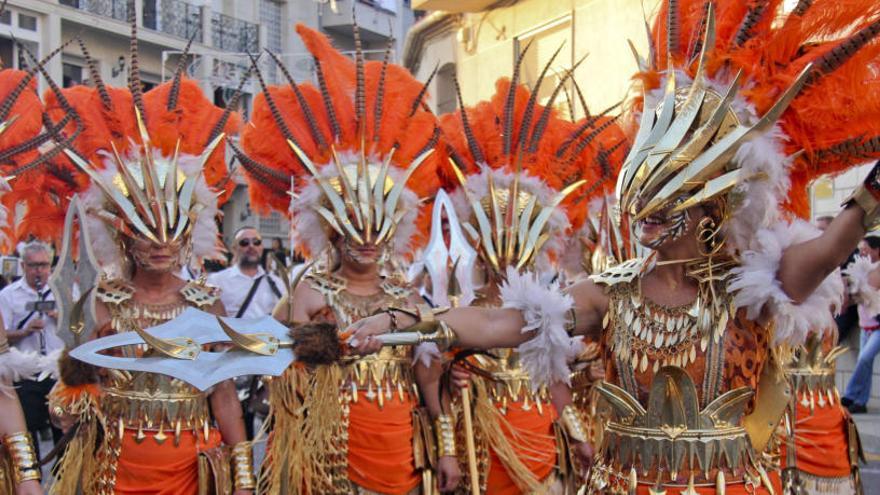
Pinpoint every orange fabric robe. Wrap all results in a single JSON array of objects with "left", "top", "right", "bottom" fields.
[
  {"left": 115, "top": 429, "right": 222, "bottom": 494},
  {"left": 485, "top": 401, "right": 558, "bottom": 494},
  {"left": 347, "top": 396, "right": 421, "bottom": 494}
]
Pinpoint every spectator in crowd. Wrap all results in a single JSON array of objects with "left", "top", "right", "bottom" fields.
[
  {"left": 207, "top": 226, "right": 287, "bottom": 437},
  {"left": 841, "top": 234, "right": 880, "bottom": 413},
  {"left": 0, "top": 241, "right": 64, "bottom": 456},
  {"left": 261, "top": 237, "right": 288, "bottom": 275}
]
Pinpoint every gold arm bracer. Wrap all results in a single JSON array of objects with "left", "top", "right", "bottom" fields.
[
  {"left": 3, "top": 432, "right": 40, "bottom": 484},
  {"left": 434, "top": 414, "right": 457, "bottom": 458},
  {"left": 844, "top": 185, "right": 880, "bottom": 230},
  {"left": 231, "top": 441, "right": 256, "bottom": 490},
  {"left": 559, "top": 405, "right": 588, "bottom": 444}
]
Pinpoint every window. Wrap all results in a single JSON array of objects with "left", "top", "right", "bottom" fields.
[
  {"left": 435, "top": 63, "right": 457, "bottom": 115},
  {"left": 259, "top": 212, "right": 283, "bottom": 236},
  {"left": 0, "top": 38, "right": 12, "bottom": 70},
  {"left": 142, "top": 0, "right": 158, "bottom": 30},
  {"left": 214, "top": 86, "right": 252, "bottom": 119},
  {"left": 17, "top": 14, "right": 37, "bottom": 31},
  {"left": 63, "top": 62, "right": 85, "bottom": 88},
  {"left": 515, "top": 17, "right": 575, "bottom": 119},
  {"left": 0, "top": 11, "right": 11, "bottom": 25}
]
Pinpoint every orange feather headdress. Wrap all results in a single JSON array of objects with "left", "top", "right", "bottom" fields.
[
  {"left": 238, "top": 24, "right": 443, "bottom": 260},
  {"left": 0, "top": 41, "right": 84, "bottom": 249},
  {"left": 618, "top": 0, "right": 880, "bottom": 250},
  {"left": 40, "top": 24, "right": 240, "bottom": 276},
  {"left": 440, "top": 48, "right": 627, "bottom": 275}
]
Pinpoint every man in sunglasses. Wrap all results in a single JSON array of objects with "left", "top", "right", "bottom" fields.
[{"left": 208, "top": 226, "right": 286, "bottom": 437}]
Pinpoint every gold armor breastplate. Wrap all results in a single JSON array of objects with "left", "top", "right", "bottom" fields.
[
  {"left": 97, "top": 278, "right": 219, "bottom": 444},
  {"left": 588, "top": 257, "right": 777, "bottom": 493},
  {"left": 308, "top": 271, "right": 417, "bottom": 405}
]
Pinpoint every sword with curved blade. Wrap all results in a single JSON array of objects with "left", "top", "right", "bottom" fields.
[{"left": 68, "top": 307, "right": 456, "bottom": 391}]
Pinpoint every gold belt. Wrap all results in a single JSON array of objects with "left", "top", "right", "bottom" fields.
[
  {"left": 594, "top": 368, "right": 770, "bottom": 489},
  {"left": 786, "top": 368, "right": 840, "bottom": 409},
  {"left": 340, "top": 356, "right": 418, "bottom": 407},
  {"left": 600, "top": 420, "right": 753, "bottom": 476},
  {"left": 484, "top": 373, "right": 550, "bottom": 414},
  {"left": 102, "top": 386, "right": 211, "bottom": 445}
]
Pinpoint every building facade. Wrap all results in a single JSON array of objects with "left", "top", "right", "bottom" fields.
[
  {"left": 404, "top": 0, "right": 660, "bottom": 118},
  {"left": 5, "top": 0, "right": 415, "bottom": 251}
]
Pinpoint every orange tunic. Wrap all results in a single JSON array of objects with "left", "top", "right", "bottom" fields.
[
  {"left": 347, "top": 395, "right": 421, "bottom": 494},
  {"left": 485, "top": 401, "right": 558, "bottom": 494},
  {"left": 115, "top": 429, "right": 222, "bottom": 495},
  {"left": 781, "top": 401, "right": 852, "bottom": 478}
]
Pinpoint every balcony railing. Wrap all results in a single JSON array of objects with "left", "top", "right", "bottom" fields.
[
  {"left": 59, "top": 0, "right": 129, "bottom": 21},
  {"left": 142, "top": 0, "right": 203, "bottom": 42},
  {"left": 211, "top": 12, "right": 258, "bottom": 53}
]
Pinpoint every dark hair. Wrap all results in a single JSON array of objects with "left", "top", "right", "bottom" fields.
[{"left": 865, "top": 236, "right": 880, "bottom": 250}]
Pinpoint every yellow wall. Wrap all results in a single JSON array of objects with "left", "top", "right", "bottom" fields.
[{"left": 416, "top": 0, "right": 661, "bottom": 115}]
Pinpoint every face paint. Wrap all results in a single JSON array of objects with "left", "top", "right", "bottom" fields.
[
  {"left": 634, "top": 196, "right": 690, "bottom": 249},
  {"left": 129, "top": 236, "right": 186, "bottom": 273},
  {"left": 341, "top": 238, "right": 383, "bottom": 266}
]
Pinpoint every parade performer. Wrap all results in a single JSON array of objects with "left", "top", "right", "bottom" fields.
[
  {"left": 40, "top": 27, "right": 253, "bottom": 494},
  {"left": 780, "top": 330, "right": 862, "bottom": 495},
  {"left": 433, "top": 58, "right": 625, "bottom": 493},
  {"left": 0, "top": 46, "right": 73, "bottom": 495},
  {"left": 350, "top": 1, "right": 880, "bottom": 493},
  {"left": 235, "top": 23, "right": 454, "bottom": 494}
]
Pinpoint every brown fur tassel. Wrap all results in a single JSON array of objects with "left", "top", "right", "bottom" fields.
[
  {"left": 288, "top": 322, "right": 343, "bottom": 366},
  {"left": 58, "top": 349, "right": 98, "bottom": 387}
]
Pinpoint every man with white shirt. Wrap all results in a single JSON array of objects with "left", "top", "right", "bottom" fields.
[
  {"left": 208, "top": 226, "right": 287, "bottom": 437},
  {"left": 0, "top": 241, "right": 64, "bottom": 458},
  {"left": 209, "top": 226, "right": 287, "bottom": 318}
]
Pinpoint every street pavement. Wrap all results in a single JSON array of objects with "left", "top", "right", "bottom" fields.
[{"left": 856, "top": 411, "right": 880, "bottom": 494}]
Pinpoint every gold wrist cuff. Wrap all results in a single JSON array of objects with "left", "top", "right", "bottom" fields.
[
  {"left": 844, "top": 185, "right": 880, "bottom": 230},
  {"left": 560, "top": 405, "right": 588, "bottom": 444},
  {"left": 3, "top": 432, "right": 40, "bottom": 484},
  {"left": 231, "top": 441, "right": 256, "bottom": 490},
  {"left": 434, "top": 414, "right": 457, "bottom": 458}
]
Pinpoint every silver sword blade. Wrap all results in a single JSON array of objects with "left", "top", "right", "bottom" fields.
[{"left": 69, "top": 308, "right": 295, "bottom": 391}]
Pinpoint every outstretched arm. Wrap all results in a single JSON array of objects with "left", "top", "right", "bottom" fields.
[
  {"left": 350, "top": 277, "right": 608, "bottom": 353},
  {"left": 780, "top": 205, "right": 865, "bottom": 303}
]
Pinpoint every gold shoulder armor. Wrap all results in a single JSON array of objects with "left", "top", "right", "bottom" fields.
[
  {"left": 381, "top": 276, "right": 410, "bottom": 300},
  {"left": 588, "top": 257, "right": 646, "bottom": 287},
  {"left": 95, "top": 278, "right": 135, "bottom": 306},
  {"left": 181, "top": 279, "right": 219, "bottom": 308},
  {"left": 305, "top": 270, "right": 345, "bottom": 297}
]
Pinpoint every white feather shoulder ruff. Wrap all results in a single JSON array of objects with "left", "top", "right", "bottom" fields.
[
  {"left": 729, "top": 219, "right": 844, "bottom": 345},
  {"left": 0, "top": 347, "right": 46, "bottom": 395},
  {"left": 843, "top": 255, "right": 880, "bottom": 316},
  {"left": 499, "top": 267, "right": 575, "bottom": 389}
]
